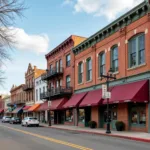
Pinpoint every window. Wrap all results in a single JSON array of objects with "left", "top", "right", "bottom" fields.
[
  {"left": 66, "top": 75, "right": 71, "bottom": 88},
  {"left": 66, "top": 54, "right": 71, "bottom": 67},
  {"left": 99, "top": 52, "right": 105, "bottom": 76},
  {"left": 86, "top": 58, "right": 92, "bottom": 81},
  {"left": 111, "top": 46, "right": 118, "bottom": 72},
  {"left": 50, "top": 64, "right": 53, "bottom": 73},
  {"left": 56, "top": 61, "right": 59, "bottom": 72},
  {"left": 65, "top": 109, "right": 73, "bottom": 122},
  {"left": 130, "top": 105, "right": 146, "bottom": 125},
  {"left": 59, "top": 59, "right": 62, "bottom": 71},
  {"left": 56, "top": 80, "right": 59, "bottom": 88},
  {"left": 60, "top": 79, "right": 62, "bottom": 86},
  {"left": 36, "top": 89, "right": 38, "bottom": 101},
  {"left": 78, "top": 62, "right": 83, "bottom": 84},
  {"left": 39, "top": 88, "right": 41, "bottom": 100},
  {"left": 78, "top": 109, "right": 85, "bottom": 123},
  {"left": 128, "top": 33, "right": 145, "bottom": 68}
]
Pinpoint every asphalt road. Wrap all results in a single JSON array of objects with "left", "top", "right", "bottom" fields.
[{"left": 0, "top": 122, "right": 150, "bottom": 150}]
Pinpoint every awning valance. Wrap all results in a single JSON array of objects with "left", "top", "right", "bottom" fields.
[
  {"left": 37, "top": 102, "right": 49, "bottom": 111},
  {"left": 12, "top": 106, "right": 23, "bottom": 114},
  {"left": 79, "top": 89, "right": 102, "bottom": 107},
  {"left": 103, "top": 80, "right": 149, "bottom": 104},
  {"left": 50, "top": 98, "right": 67, "bottom": 111},
  {"left": 28, "top": 104, "right": 41, "bottom": 112},
  {"left": 63, "top": 92, "right": 88, "bottom": 108}
]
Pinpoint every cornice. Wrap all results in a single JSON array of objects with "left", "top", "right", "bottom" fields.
[{"left": 72, "top": 1, "right": 149, "bottom": 55}]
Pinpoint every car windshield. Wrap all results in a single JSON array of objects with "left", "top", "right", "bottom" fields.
[
  {"left": 6, "top": 117, "right": 11, "bottom": 118},
  {"left": 29, "top": 117, "right": 37, "bottom": 120}
]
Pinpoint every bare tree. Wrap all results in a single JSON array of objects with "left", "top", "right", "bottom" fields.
[{"left": 0, "top": 0, "right": 25, "bottom": 85}]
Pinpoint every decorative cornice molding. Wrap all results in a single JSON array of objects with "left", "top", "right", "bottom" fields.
[{"left": 72, "top": 1, "right": 149, "bottom": 55}]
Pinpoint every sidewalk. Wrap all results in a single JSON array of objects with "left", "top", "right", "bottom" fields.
[{"left": 40, "top": 123, "right": 150, "bottom": 143}]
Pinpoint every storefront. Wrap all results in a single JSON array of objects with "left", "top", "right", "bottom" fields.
[
  {"left": 12, "top": 106, "right": 24, "bottom": 119},
  {"left": 36, "top": 101, "right": 48, "bottom": 123},
  {"left": 99, "top": 79, "right": 149, "bottom": 132},
  {"left": 23, "top": 106, "right": 31, "bottom": 118},
  {"left": 63, "top": 92, "right": 88, "bottom": 126},
  {"left": 49, "top": 98, "right": 68, "bottom": 125},
  {"left": 27, "top": 104, "right": 41, "bottom": 117}
]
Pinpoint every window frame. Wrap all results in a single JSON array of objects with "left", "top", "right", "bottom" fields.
[
  {"left": 99, "top": 52, "right": 105, "bottom": 76},
  {"left": 128, "top": 33, "right": 145, "bottom": 68},
  {"left": 111, "top": 45, "right": 118, "bottom": 72},
  {"left": 78, "top": 61, "right": 83, "bottom": 84},
  {"left": 86, "top": 58, "right": 92, "bottom": 81},
  {"left": 66, "top": 54, "right": 71, "bottom": 67},
  {"left": 66, "top": 75, "right": 71, "bottom": 88}
]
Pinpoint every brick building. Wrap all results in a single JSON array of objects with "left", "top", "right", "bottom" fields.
[
  {"left": 63, "top": 1, "right": 150, "bottom": 132},
  {"left": 10, "top": 84, "right": 26, "bottom": 117},
  {"left": 41, "top": 35, "right": 86, "bottom": 125}
]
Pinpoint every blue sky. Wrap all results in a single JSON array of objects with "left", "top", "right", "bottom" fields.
[{"left": 0, "top": 0, "right": 144, "bottom": 94}]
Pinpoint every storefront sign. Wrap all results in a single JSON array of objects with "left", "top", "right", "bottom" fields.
[{"left": 102, "top": 84, "right": 107, "bottom": 99}]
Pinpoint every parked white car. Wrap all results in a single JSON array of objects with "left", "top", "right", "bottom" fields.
[
  {"left": 22, "top": 117, "right": 39, "bottom": 127},
  {"left": 2, "top": 116, "right": 11, "bottom": 123}
]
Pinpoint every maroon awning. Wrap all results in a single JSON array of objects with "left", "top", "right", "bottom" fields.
[
  {"left": 103, "top": 80, "right": 149, "bottom": 104},
  {"left": 63, "top": 92, "right": 88, "bottom": 108},
  {"left": 37, "top": 101, "right": 49, "bottom": 111},
  {"left": 79, "top": 89, "right": 102, "bottom": 107},
  {"left": 50, "top": 98, "right": 68, "bottom": 110}
]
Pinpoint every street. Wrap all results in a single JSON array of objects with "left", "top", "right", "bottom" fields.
[{"left": 0, "top": 122, "right": 150, "bottom": 150}]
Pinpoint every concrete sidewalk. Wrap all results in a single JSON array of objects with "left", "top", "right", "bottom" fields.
[{"left": 40, "top": 123, "right": 150, "bottom": 143}]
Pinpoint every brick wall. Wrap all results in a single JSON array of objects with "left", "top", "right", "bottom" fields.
[
  {"left": 91, "top": 106, "right": 99, "bottom": 128},
  {"left": 74, "top": 15, "right": 150, "bottom": 90}
]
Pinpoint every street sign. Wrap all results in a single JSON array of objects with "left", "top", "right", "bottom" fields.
[
  {"left": 102, "top": 84, "right": 107, "bottom": 99},
  {"left": 105, "top": 92, "right": 111, "bottom": 99},
  {"left": 48, "top": 101, "right": 51, "bottom": 107}
]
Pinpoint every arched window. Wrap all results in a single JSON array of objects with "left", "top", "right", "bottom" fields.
[
  {"left": 111, "top": 45, "right": 118, "bottom": 72},
  {"left": 78, "top": 62, "right": 83, "bottom": 84},
  {"left": 99, "top": 52, "right": 105, "bottom": 76},
  {"left": 86, "top": 58, "right": 92, "bottom": 81},
  {"left": 128, "top": 33, "right": 145, "bottom": 68}
]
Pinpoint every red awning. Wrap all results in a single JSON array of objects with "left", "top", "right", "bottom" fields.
[
  {"left": 79, "top": 89, "right": 102, "bottom": 107},
  {"left": 63, "top": 92, "right": 88, "bottom": 108},
  {"left": 23, "top": 106, "right": 31, "bottom": 110},
  {"left": 103, "top": 80, "right": 149, "bottom": 104},
  {"left": 0, "top": 109, "right": 4, "bottom": 113},
  {"left": 37, "top": 102, "right": 49, "bottom": 111},
  {"left": 50, "top": 98, "right": 67, "bottom": 110}
]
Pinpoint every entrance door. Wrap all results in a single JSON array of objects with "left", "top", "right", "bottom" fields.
[
  {"left": 111, "top": 108, "right": 117, "bottom": 130},
  {"left": 85, "top": 107, "right": 91, "bottom": 127}
]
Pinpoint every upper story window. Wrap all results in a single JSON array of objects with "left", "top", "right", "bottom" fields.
[
  {"left": 86, "top": 58, "right": 92, "bottom": 81},
  {"left": 78, "top": 62, "right": 83, "bottom": 84},
  {"left": 66, "top": 54, "right": 71, "bottom": 67},
  {"left": 111, "top": 45, "right": 118, "bottom": 72},
  {"left": 99, "top": 52, "right": 105, "bottom": 76},
  {"left": 66, "top": 75, "right": 71, "bottom": 88},
  {"left": 59, "top": 59, "right": 62, "bottom": 70},
  {"left": 56, "top": 61, "right": 59, "bottom": 72},
  {"left": 36, "top": 89, "right": 38, "bottom": 101},
  {"left": 128, "top": 33, "right": 145, "bottom": 68},
  {"left": 50, "top": 64, "right": 53, "bottom": 73}
]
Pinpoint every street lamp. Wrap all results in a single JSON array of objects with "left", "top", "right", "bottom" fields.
[{"left": 100, "top": 68, "right": 116, "bottom": 134}]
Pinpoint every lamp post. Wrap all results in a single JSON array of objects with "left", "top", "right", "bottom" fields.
[{"left": 100, "top": 68, "right": 116, "bottom": 134}]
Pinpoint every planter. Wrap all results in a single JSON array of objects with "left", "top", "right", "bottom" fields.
[
  {"left": 88, "top": 121, "right": 97, "bottom": 129},
  {"left": 115, "top": 121, "right": 125, "bottom": 131}
]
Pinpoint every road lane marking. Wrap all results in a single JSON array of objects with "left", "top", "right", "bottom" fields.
[{"left": 0, "top": 125, "right": 93, "bottom": 150}]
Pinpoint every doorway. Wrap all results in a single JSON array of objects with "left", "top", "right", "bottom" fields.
[{"left": 85, "top": 107, "right": 91, "bottom": 127}]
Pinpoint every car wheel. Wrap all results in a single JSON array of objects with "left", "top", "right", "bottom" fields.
[
  {"left": 21, "top": 123, "right": 24, "bottom": 126},
  {"left": 36, "top": 124, "right": 39, "bottom": 127}
]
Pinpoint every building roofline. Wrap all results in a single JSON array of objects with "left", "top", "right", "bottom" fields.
[
  {"left": 72, "top": 1, "right": 149, "bottom": 55},
  {"left": 45, "top": 35, "right": 86, "bottom": 58}
]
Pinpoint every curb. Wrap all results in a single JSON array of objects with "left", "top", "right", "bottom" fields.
[{"left": 40, "top": 125, "right": 150, "bottom": 143}]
